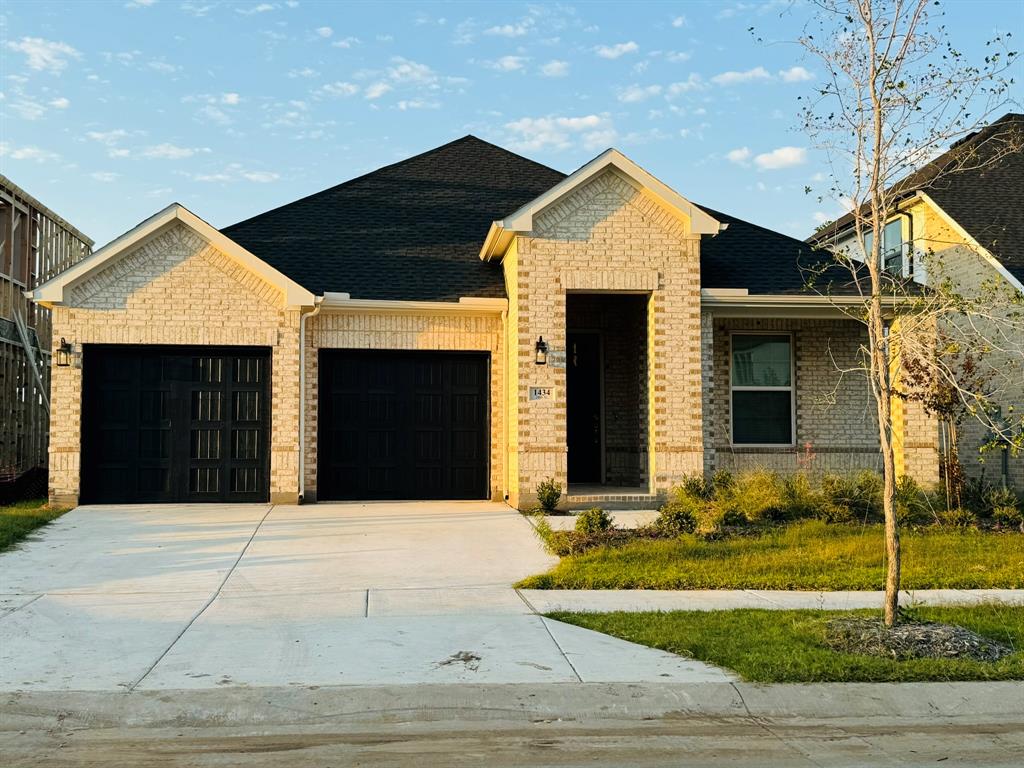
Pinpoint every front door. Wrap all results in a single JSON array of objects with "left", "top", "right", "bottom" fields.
[{"left": 567, "top": 332, "right": 602, "bottom": 484}]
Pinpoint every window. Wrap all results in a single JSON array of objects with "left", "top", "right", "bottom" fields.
[
  {"left": 730, "top": 333, "right": 794, "bottom": 445},
  {"left": 864, "top": 219, "right": 905, "bottom": 276}
]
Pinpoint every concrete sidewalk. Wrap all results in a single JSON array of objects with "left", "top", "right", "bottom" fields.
[{"left": 519, "top": 587, "right": 1024, "bottom": 613}]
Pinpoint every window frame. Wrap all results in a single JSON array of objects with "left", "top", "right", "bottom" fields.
[{"left": 728, "top": 330, "right": 796, "bottom": 448}]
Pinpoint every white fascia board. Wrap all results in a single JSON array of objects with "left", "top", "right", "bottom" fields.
[
  {"left": 27, "top": 203, "right": 316, "bottom": 308},
  {"left": 701, "top": 290, "right": 905, "bottom": 318},
  {"left": 918, "top": 192, "right": 1024, "bottom": 294},
  {"left": 320, "top": 294, "right": 508, "bottom": 315},
  {"left": 480, "top": 148, "right": 721, "bottom": 262}
]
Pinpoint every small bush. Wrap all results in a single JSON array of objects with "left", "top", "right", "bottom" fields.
[
  {"left": 895, "top": 475, "right": 932, "bottom": 525},
  {"left": 720, "top": 469, "right": 788, "bottom": 522},
  {"left": 575, "top": 507, "right": 613, "bottom": 534},
  {"left": 655, "top": 499, "right": 698, "bottom": 535},
  {"left": 711, "top": 469, "right": 735, "bottom": 494},
  {"left": 719, "top": 507, "right": 749, "bottom": 527},
  {"left": 993, "top": 505, "right": 1023, "bottom": 531},
  {"left": 536, "top": 478, "right": 562, "bottom": 513},
  {"left": 985, "top": 487, "right": 1019, "bottom": 519},
  {"left": 782, "top": 472, "right": 820, "bottom": 520},
  {"left": 942, "top": 507, "right": 978, "bottom": 528},
  {"left": 679, "top": 473, "right": 712, "bottom": 500}
]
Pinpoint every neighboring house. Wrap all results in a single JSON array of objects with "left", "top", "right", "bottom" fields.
[
  {"left": 1, "top": 176, "right": 92, "bottom": 501},
  {"left": 28, "top": 137, "right": 937, "bottom": 509},
  {"left": 811, "top": 113, "right": 1024, "bottom": 490}
]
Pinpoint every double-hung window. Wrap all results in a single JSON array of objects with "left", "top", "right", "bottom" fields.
[
  {"left": 730, "top": 333, "right": 794, "bottom": 446},
  {"left": 864, "top": 219, "right": 905, "bottom": 276}
]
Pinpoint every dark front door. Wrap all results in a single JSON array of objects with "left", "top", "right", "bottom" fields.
[
  {"left": 81, "top": 346, "right": 271, "bottom": 504},
  {"left": 318, "top": 350, "right": 489, "bottom": 500},
  {"left": 567, "top": 332, "right": 602, "bottom": 484}
]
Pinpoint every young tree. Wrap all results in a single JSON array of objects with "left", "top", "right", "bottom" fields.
[{"left": 797, "top": 0, "right": 1021, "bottom": 625}]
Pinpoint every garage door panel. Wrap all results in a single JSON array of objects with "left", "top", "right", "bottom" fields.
[
  {"left": 82, "top": 346, "right": 270, "bottom": 504},
  {"left": 319, "top": 350, "right": 488, "bottom": 500}
]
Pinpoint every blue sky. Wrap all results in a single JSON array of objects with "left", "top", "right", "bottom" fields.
[{"left": 2, "top": 0, "right": 1021, "bottom": 247}]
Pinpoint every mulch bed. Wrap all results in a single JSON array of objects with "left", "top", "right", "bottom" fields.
[{"left": 824, "top": 617, "right": 1014, "bottom": 662}]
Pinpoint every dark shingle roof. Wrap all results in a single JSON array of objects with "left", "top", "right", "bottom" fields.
[
  {"left": 221, "top": 135, "right": 566, "bottom": 301},
  {"left": 697, "top": 205, "right": 884, "bottom": 296},
  {"left": 811, "top": 113, "right": 1024, "bottom": 285}
]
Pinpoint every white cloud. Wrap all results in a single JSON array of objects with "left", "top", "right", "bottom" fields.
[
  {"left": 318, "top": 81, "right": 359, "bottom": 97},
  {"left": 315, "top": 26, "right": 333, "bottom": 38},
  {"left": 240, "top": 170, "right": 279, "bottom": 182},
  {"left": 387, "top": 57, "right": 437, "bottom": 84},
  {"left": 124, "top": 0, "right": 157, "bottom": 7},
  {"left": 779, "top": 65, "right": 813, "bottom": 83},
  {"left": 666, "top": 74, "right": 706, "bottom": 96},
  {"left": 49, "top": 96, "right": 70, "bottom": 108},
  {"left": 108, "top": 148, "right": 131, "bottom": 158},
  {"left": 86, "top": 129, "right": 128, "bottom": 145},
  {"left": 142, "top": 143, "right": 209, "bottom": 159},
  {"left": 221, "top": 92, "right": 241, "bottom": 105},
  {"left": 486, "top": 55, "right": 528, "bottom": 72},
  {"left": 726, "top": 146, "right": 752, "bottom": 165},
  {"left": 595, "top": 41, "right": 638, "bottom": 59},
  {"left": 181, "top": 2, "right": 214, "bottom": 16},
  {"left": 90, "top": 171, "right": 119, "bottom": 182},
  {"left": 236, "top": 2, "right": 275, "bottom": 14},
  {"left": 331, "top": 36, "right": 360, "bottom": 48},
  {"left": 288, "top": 67, "right": 319, "bottom": 78},
  {"left": 671, "top": 16, "right": 687, "bottom": 28},
  {"left": 0, "top": 142, "right": 60, "bottom": 162},
  {"left": 618, "top": 84, "right": 662, "bottom": 103},
  {"left": 397, "top": 99, "right": 440, "bottom": 110},
  {"left": 485, "top": 19, "right": 534, "bottom": 37},
  {"left": 540, "top": 60, "right": 569, "bottom": 77},
  {"left": 10, "top": 100, "right": 46, "bottom": 120},
  {"left": 197, "top": 105, "right": 231, "bottom": 125},
  {"left": 5, "top": 37, "right": 81, "bottom": 73},
  {"left": 664, "top": 50, "right": 691, "bottom": 63},
  {"left": 503, "top": 114, "right": 612, "bottom": 152},
  {"left": 364, "top": 82, "right": 392, "bottom": 99},
  {"left": 148, "top": 61, "right": 180, "bottom": 74},
  {"left": 711, "top": 66, "right": 772, "bottom": 85},
  {"left": 754, "top": 146, "right": 807, "bottom": 170}
]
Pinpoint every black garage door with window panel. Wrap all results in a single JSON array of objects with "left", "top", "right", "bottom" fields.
[
  {"left": 319, "top": 350, "right": 489, "bottom": 500},
  {"left": 81, "top": 346, "right": 271, "bottom": 504}
]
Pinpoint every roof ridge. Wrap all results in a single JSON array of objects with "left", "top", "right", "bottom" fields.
[{"left": 222, "top": 135, "right": 564, "bottom": 233}]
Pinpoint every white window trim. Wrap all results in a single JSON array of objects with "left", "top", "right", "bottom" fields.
[{"left": 728, "top": 330, "right": 796, "bottom": 448}]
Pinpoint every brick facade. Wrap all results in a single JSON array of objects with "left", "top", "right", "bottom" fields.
[{"left": 48, "top": 222, "right": 301, "bottom": 505}]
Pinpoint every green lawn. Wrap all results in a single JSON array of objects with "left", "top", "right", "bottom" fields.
[
  {"left": 549, "top": 605, "right": 1024, "bottom": 682},
  {"left": 0, "top": 498, "right": 70, "bottom": 551},
  {"left": 518, "top": 520, "right": 1024, "bottom": 590}
]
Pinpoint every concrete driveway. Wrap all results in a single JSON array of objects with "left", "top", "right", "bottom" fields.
[{"left": 0, "top": 502, "right": 730, "bottom": 691}]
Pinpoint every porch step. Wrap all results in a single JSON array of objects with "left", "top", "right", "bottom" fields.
[{"left": 565, "top": 490, "right": 662, "bottom": 511}]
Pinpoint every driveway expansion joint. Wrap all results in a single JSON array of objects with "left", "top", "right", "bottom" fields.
[{"left": 125, "top": 504, "right": 276, "bottom": 692}]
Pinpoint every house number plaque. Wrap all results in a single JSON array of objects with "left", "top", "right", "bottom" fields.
[{"left": 529, "top": 387, "right": 553, "bottom": 401}]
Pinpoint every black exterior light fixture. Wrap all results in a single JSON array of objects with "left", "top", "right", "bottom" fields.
[
  {"left": 534, "top": 336, "right": 548, "bottom": 365},
  {"left": 56, "top": 338, "right": 73, "bottom": 367}
]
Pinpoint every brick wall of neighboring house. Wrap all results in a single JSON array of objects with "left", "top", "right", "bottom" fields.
[
  {"left": 707, "top": 316, "right": 888, "bottom": 476},
  {"left": 303, "top": 310, "right": 505, "bottom": 501},
  {"left": 921, "top": 210, "right": 1024, "bottom": 490},
  {"left": 507, "top": 167, "right": 703, "bottom": 508},
  {"left": 48, "top": 222, "right": 301, "bottom": 505}
]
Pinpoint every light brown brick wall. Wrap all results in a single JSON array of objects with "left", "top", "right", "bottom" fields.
[
  {"left": 303, "top": 310, "right": 505, "bottom": 501},
  {"left": 48, "top": 222, "right": 301, "bottom": 504},
  {"left": 709, "top": 316, "right": 887, "bottom": 476},
  {"left": 509, "top": 167, "right": 703, "bottom": 507}
]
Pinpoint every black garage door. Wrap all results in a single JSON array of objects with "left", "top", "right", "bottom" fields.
[
  {"left": 81, "top": 346, "right": 271, "bottom": 504},
  {"left": 318, "top": 350, "right": 489, "bottom": 500}
]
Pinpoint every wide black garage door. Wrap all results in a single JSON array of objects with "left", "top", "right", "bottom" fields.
[
  {"left": 318, "top": 350, "right": 489, "bottom": 500},
  {"left": 81, "top": 346, "right": 271, "bottom": 504}
]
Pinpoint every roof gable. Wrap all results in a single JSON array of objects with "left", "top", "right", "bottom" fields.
[
  {"left": 480, "top": 148, "right": 721, "bottom": 260},
  {"left": 29, "top": 203, "right": 315, "bottom": 308}
]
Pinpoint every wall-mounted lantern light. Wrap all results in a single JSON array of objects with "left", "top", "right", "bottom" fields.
[
  {"left": 56, "top": 338, "right": 73, "bottom": 367},
  {"left": 534, "top": 336, "right": 548, "bottom": 366}
]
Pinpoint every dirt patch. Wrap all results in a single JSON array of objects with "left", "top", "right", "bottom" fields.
[
  {"left": 436, "top": 651, "right": 482, "bottom": 671},
  {"left": 824, "top": 617, "right": 1013, "bottom": 662}
]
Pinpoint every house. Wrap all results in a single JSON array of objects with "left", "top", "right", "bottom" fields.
[
  {"left": 1, "top": 176, "right": 92, "bottom": 502},
  {"left": 28, "top": 137, "right": 938, "bottom": 509},
  {"left": 810, "top": 113, "right": 1024, "bottom": 490}
]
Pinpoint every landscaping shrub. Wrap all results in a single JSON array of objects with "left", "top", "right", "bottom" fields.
[
  {"left": 711, "top": 468, "right": 735, "bottom": 494},
  {"left": 895, "top": 475, "right": 932, "bottom": 525},
  {"left": 575, "top": 507, "right": 613, "bottom": 534},
  {"left": 536, "top": 478, "right": 562, "bottom": 513},
  {"left": 993, "top": 505, "right": 1023, "bottom": 531},
  {"left": 942, "top": 507, "right": 978, "bottom": 528},
  {"left": 679, "top": 473, "right": 712, "bottom": 500},
  {"left": 985, "top": 486, "right": 1019, "bottom": 519},
  {"left": 782, "top": 472, "right": 821, "bottom": 520},
  {"left": 655, "top": 499, "right": 698, "bottom": 535},
  {"left": 717, "top": 468, "right": 788, "bottom": 522}
]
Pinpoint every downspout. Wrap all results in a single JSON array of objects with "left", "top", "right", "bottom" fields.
[
  {"left": 501, "top": 307, "right": 509, "bottom": 502},
  {"left": 298, "top": 296, "right": 324, "bottom": 503}
]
